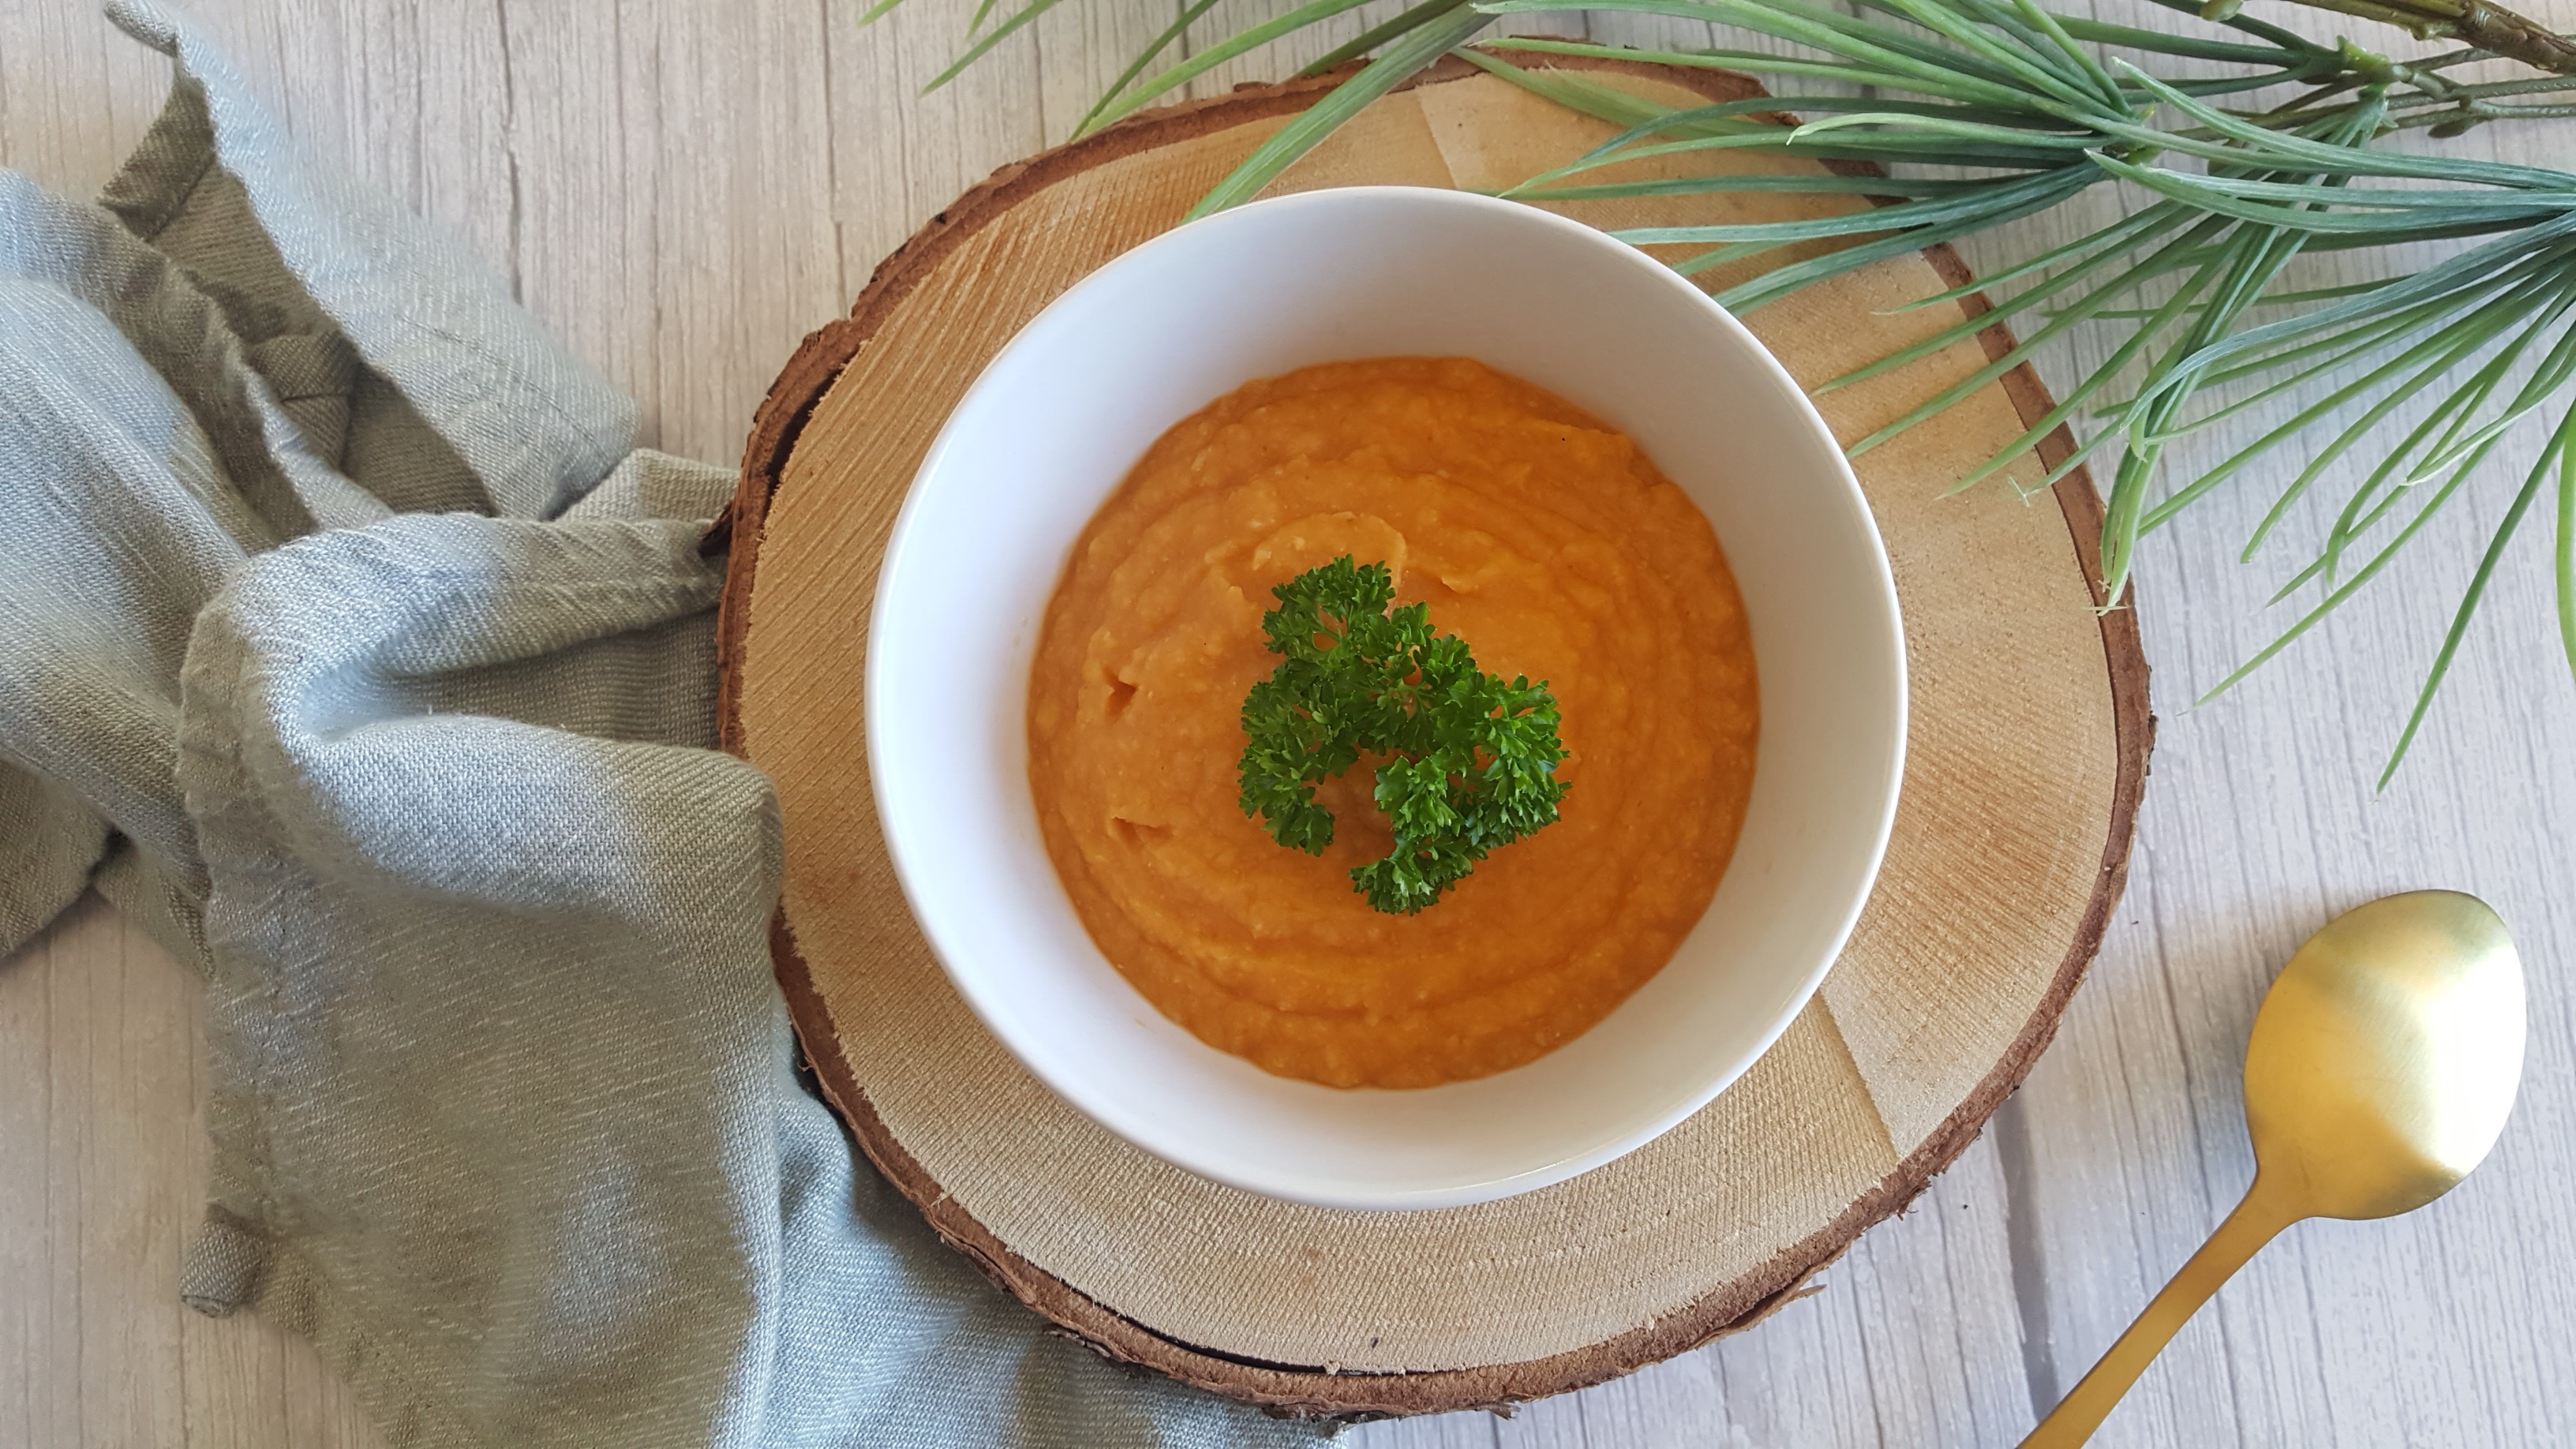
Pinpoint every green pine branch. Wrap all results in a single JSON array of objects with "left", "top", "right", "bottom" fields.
[{"left": 871, "top": 0, "right": 2576, "bottom": 783}]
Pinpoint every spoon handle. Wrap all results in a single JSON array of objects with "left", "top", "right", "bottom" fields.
[{"left": 2019, "top": 1178, "right": 2299, "bottom": 1447}]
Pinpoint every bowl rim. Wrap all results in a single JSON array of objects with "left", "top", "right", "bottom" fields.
[{"left": 863, "top": 183, "right": 1907, "bottom": 1210}]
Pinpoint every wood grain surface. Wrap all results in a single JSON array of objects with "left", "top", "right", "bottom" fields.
[
  {"left": 721, "top": 53, "right": 2147, "bottom": 1414},
  {"left": 3, "top": 1, "right": 2570, "bottom": 1445}
]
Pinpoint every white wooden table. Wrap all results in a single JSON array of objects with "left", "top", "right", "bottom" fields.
[{"left": 4, "top": 2, "right": 2570, "bottom": 1444}]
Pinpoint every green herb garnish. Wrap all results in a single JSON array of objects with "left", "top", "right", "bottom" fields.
[{"left": 1237, "top": 556, "right": 1569, "bottom": 914}]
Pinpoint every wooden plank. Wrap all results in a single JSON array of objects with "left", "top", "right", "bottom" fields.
[
  {"left": 0, "top": 0, "right": 167, "bottom": 193},
  {"left": 3, "top": 0, "right": 2572, "bottom": 1445},
  {"left": 0, "top": 897, "right": 382, "bottom": 1448},
  {"left": 1364, "top": 1138, "right": 2034, "bottom": 1447},
  {"left": 1941, "top": 2, "right": 2576, "bottom": 1442}
]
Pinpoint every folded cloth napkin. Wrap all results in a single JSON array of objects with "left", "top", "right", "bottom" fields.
[{"left": 0, "top": 5, "right": 1323, "bottom": 1445}]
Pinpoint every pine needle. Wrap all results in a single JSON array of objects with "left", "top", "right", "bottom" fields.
[{"left": 871, "top": 0, "right": 2576, "bottom": 780}]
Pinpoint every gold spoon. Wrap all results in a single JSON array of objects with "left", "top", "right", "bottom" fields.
[{"left": 2021, "top": 889, "right": 2525, "bottom": 1447}]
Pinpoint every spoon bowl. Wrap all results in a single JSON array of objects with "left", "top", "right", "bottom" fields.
[
  {"left": 2024, "top": 889, "right": 2525, "bottom": 1447},
  {"left": 2243, "top": 890, "right": 2525, "bottom": 1220}
]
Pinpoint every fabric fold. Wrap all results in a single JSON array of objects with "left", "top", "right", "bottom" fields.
[
  {"left": 0, "top": 2, "right": 1320, "bottom": 1444},
  {"left": 102, "top": 0, "right": 635, "bottom": 519}
]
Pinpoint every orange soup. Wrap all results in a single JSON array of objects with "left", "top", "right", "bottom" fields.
[{"left": 1025, "top": 358, "right": 1756, "bottom": 1088}]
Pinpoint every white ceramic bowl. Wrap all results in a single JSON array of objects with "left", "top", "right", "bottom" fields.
[{"left": 868, "top": 185, "right": 1904, "bottom": 1211}]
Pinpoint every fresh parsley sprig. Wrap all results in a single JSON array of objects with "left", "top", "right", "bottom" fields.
[{"left": 1237, "top": 556, "right": 1570, "bottom": 914}]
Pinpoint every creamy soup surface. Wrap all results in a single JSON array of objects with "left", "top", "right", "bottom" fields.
[{"left": 1025, "top": 357, "right": 1758, "bottom": 1089}]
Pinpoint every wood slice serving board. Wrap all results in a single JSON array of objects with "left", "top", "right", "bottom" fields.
[{"left": 713, "top": 54, "right": 2151, "bottom": 1417}]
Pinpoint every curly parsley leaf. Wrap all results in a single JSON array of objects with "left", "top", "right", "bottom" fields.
[{"left": 1236, "top": 556, "right": 1570, "bottom": 914}]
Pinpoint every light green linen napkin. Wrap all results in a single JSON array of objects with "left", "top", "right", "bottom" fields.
[{"left": 0, "top": 4, "right": 1324, "bottom": 1445}]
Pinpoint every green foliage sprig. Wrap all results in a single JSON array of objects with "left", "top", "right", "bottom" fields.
[
  {"left": 878, "top": 0, "right": 2576, "bottom": 781},
  {"left": 1237, "top": 556, "right": 1570, "bottom": 914}
]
